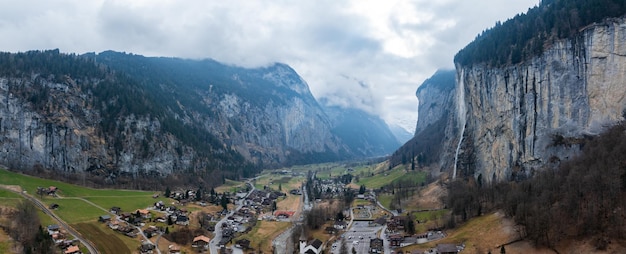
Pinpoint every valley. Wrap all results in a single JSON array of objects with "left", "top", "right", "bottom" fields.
[{"left": 0, "top": 161, "right": 550, "bottom": 254}]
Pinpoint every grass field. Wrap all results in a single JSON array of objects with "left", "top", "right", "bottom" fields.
[
  {"left": 400, "top": 212, "right": 518, "bottom": 253},
  {"left": 238, "top": 221, "right": 291, "bottom": 253},
  {"left": 0, "top": 189, "right": 23, "bottom": 207},
  {"left": 84, "top": 196, "right": 159, "bottom": 213},
  {"left": 377, "top": 194, "right": 393, "bottom": 209},
  {"left": 214, "top": 179, "right": 245, "bottom": 193},
  {"left": 0, "top": 169, "right": 153, "bottom": 198},
  {"left": 73, "top": 222, "right": 134, "bottom": 254},
  {"left": 45, "top": 198, "right": 107, "bottom": 223},
  {"left": 356, "top": 167, "right": 427, "bottom": 190}
]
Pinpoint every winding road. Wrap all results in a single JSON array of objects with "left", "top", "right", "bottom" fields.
[
  {"left": 209, "top": 179, "right": 256, "bottom": 254},
  {"left": 0, "top": 186, "right": 100, "bottom": 254}
]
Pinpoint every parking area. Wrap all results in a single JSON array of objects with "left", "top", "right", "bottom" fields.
[{"left": 331, "top": 221, "right": 382, "bottom": 254}]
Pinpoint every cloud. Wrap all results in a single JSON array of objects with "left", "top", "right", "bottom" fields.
[{"left": 0, "top": 0, "right": 539, "bottom": 132}]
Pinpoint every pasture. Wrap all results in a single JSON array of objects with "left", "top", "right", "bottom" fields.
[
  {"left": 238, "top": 220, "right": 291, "bottom": 253},
  {"left": 73, "top": 222, "right": 133, "bottom": 254}
]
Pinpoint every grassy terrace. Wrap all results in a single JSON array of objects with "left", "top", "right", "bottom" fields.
[
  {"left": 356, "top": 166, "right": 427, "bottom": 190},
  {"left": 0, "top": 169, "right": 156, "bottom": 215},
  {"left": 236, "top": 221, "right": 291, "bottom": 253}
]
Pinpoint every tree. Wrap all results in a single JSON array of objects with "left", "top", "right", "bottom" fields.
[
  {"left": 500, "top": 245, "right": 506, "bottom": 254},
  {"left": 278, "top": 183, "right": 282, "bottom": 191},
  {"left": 165, "top": 227, "right": 170, "bottom": 234},
  {"left": 406, "top": 219, "right": 416, "bottom": 235},
  {"left": 220, "top": 194, "right": 229, "bottom": 210},
  {"left": 336, "top": 211, "right": 345, "bottom": 221},
  {"left": 359, "top": 185, "right": 366, "bottom": 195},
  {"left": 195, "top": 187, "right": 203, "bottom": 201},
  {"left": 352, "top": 247, "right": 357, "bottom": 254},
  {"left": 164, "top": 186, "right": 171, "bottom": 198},
  {"left": 339, "top": 239, "right": 348, "bottom": 254}
]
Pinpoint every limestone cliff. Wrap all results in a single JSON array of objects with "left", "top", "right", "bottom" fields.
[
  {"left": 390, "top": 70, "right": 458, "bottom": 171},
  {"left": 456, "top": 17, "right": 626, "bottom": 182}
]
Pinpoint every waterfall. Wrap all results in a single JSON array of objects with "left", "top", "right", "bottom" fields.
[{"left": 453, "top": 70, "right": 467, "bottom": 179}]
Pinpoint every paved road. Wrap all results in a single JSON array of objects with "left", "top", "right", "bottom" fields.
[
  {"left": 209, "top": 180, "right": 255, "bottom": 254},
  {"left": 2, "top": 187, "right": 100, "bottom": 254}
]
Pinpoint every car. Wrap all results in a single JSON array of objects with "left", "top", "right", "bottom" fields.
[
  {"left": 359, "top": 236, "right": 363, "bottom": 239},
  {"left": 348, "top": 236, "right": 352, "bottom": 239}
]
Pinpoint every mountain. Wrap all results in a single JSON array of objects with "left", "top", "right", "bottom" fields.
[
  {"left": 0, "top": 50, "right": 397, "bottom": 188},
  {"left": 454, "top": 2, "right": 626, "bottom": 183},
  {"left": 321, "top": 102, "right": 400, "bottom": 157},
  {"left": 390, "top": 70, "right": 458, "bottom": 171},
  {"left": 388, "top": 124, "right": 412, "bottom": 144}
]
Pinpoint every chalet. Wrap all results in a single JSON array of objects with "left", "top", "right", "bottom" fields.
[
  {"left": 107, "top": 220, "right": 120, "bottom": 230},
  {"left": 274, "top": 210, "right": 295, "bottom": 219},
  {"left": 436, "top": 244, "right": 459, "bottom": 254},
  {"left": 137, "top": 209, "right": 151, "bottom": 219},
  {"left": 64, "top": 245, "right": 80, "bottom": 254},
  {"left": 168, "top": 244, "right": 181, "bottom": 254},
  {"left": 299, "top": 238, "right": 323, "bottom": 254},
  {"left": 98, "top": 215, "right": 111, "bottom": 222},
  {"left": 389, "top": 234, "right": 403, "bottom": 247},
  {"left": 175, "top": 215, "right": 189, "bottom": 226},
  {"left": 192, "top": 235, "right": 211, "bottom": 249},
  {"left": 48, "top": 186, "right": 58, "bottom": 195},
  {"left": 47, "top": 224, "right": 60, "bottom": 235},
  {"left": 51, "top": 232, "right": 65, "bottom": 244},
  {"left": 369, "top": 238, "right": 383, "bottom": 253},
  {"left": 140, "top": 242, "right": 156, "bottom": 254},
  {"left": 235, "top": 238, "right": 251, "bottom": 249},
  {"left": 120, "top": 212, "right": 132, "bottom": 220},
  {"left": 110, "top": 207, "right": 122, "bottom": 214},
  {"left": 372, "top": 217, "right": 387, "bottom": 226},
  {"left": 333, "top": 221, "right": 347, "bottom": 230}
]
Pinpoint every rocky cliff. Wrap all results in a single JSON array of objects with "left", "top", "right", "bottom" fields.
[
  {"left": 390, "top": 70, "right": 458, "bottom": 171},
  {"left": 0, "top": 50, "right": 399, "bottom": 185},
  {"left": 456, "top": 17, "right": 626, "bottom": 182}
]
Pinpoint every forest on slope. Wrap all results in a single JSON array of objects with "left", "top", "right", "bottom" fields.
[
  {"left": 447, "top": 121, "right": 626, "bottom": 249},
  {"left": 455, "top": 0, "right": 626, "bottom": 67}
]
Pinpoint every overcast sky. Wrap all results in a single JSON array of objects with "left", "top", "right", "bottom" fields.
[{"left": 0, "top": 0, "right": 538, "bottom": 132}]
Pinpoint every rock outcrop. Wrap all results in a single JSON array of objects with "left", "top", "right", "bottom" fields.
[{"left": 456, "top": 17, "right": 626, "bottom": 182}]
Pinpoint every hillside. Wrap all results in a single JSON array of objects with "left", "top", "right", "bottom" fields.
[{"left": 0, "top": 50, "right": 399, "bottom": 189}]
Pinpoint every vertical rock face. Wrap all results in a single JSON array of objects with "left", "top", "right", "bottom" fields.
[
  {"left": 0, "top": 51, "right": 400, "bottom": 181},
  {"left": 457, "top": 18, "right": 626, "bottom": 182},
  {"left": 391, "top": 70, "right": 458, "bottom": 171}
]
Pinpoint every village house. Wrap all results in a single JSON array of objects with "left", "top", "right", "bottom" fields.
[
  {"left": 389, "top": 234, "right": 403, "bottom": 247},
  {"left": 140, "top": 242, "right": 156, "bottom": 254},
  {"left": 137, "top": 209, "right": 151, "bottom": 219},
  {"left": 235, "top": 238, "right": 251, "bottom": 250},
  {"left": 47, "top": 224, "right": 60, "bottom": 235},
  {"left": 334, "top": 220, "right": 347, "bottom": 230},
  {"left": 110, "top": 206, "right": 122, "bottom": 214},
  {"left": 370, "top": 238, "right": 383, "bottom": 253},
  {"left": 299, "top": 238, "right": 323, "bottom": 254},
  {"left": 175, "top": 215, "right": 189, "bottom": 226},
  {"left": 64, "top": 245, "right": 80, "bottom": 254},
  {"left": 98, "top": 215, "right": 111, "bottom": 222},
  {"left": 168, "top": 244, "right": 181, "bottom": 254},
  {"left": 192, "top": 235, "right": 211, "bottom": 250}
]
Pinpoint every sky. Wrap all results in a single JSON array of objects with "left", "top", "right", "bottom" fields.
[{"left": 0, "top": 0, "right": 538, "bottom": 133}]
